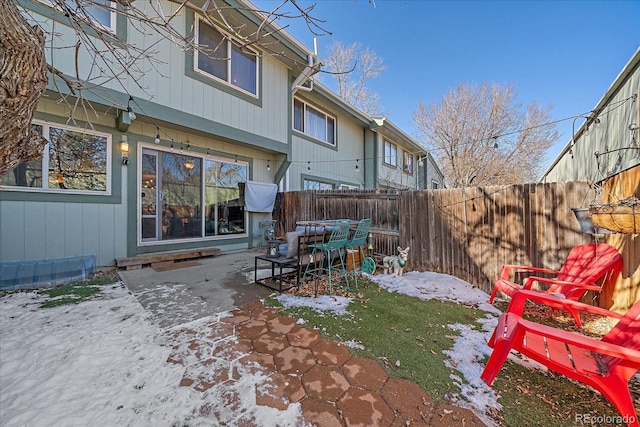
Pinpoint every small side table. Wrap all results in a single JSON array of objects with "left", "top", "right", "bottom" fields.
[{"left": 254, "top": 255, "right": 300, "bottom": 292}]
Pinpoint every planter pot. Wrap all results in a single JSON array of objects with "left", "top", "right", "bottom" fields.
[
  {"left": 571, "top": 208, "right": 613, "bottom": 235},
  {"left": 589, "top": 198, "right": 640, "bottom": 234}
]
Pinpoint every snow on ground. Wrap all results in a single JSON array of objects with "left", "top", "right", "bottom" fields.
[
  {"left": 1, "top": 270, "right": 515, "bottom": 426},
  {"left": 0, "top": 283, "right": 305, "bottom": 427}
]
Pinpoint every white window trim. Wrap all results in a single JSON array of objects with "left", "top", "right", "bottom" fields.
[
  {"left": 403, "top": 151, "right": 414, "bottom": 174},
  {"left": 39, "top": 0, "right": 117, "bottom": 33},
  {"left": 193, "top": 17, "right": 259, "bottom": 97},
  {"left": 136, "top": 143, "right": 249, "bottom": 246},
  {"left": 339, "top": 184, "right": 359, "bottom": 190},
  {"left": 384, "top": 139, "right": 398, "bottom": 167},
  {"left": 293, "top": 97, "right": 336, "bottom": 146},
  {"left": 0, "top": 119, "right": 112, "bottom": 195}
]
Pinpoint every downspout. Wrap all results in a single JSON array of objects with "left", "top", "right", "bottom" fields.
[{"left": 291, "top": 39, "right": 323, "bottom": 96}]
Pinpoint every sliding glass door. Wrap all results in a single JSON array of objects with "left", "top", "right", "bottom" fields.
[{"left": 139, "top": 147, "right": 247, "bottom": 243}]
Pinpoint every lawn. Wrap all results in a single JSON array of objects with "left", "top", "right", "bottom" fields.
[{"left": 265, "top": 275, "right": 633, "bottom": 426}]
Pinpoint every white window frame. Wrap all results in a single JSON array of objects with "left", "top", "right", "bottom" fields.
[
  {"left": 293, "top": 98, "right": 336, "bottom": 146},
  {"left": 384, "top": 140, "right": 397, "bottom": 167},
  {"left": 339, "top": 184, "right": 359, "bottom": 190},
  {"left": 403, "top": 151, "right": 414, "bottom": 174},
  {"left": 194, "top": 18, "right": 259, "bottom": 96},
  {"left": 303, "top": 178, "right": 335, "bottom": 190},
  {"left": 42, "top": 0, "right": 118, "bottom": 32},
  {"left": 0, "top": 119, "right": 112, "bottom": 195},
  {"left": 136, "top": 144, "right": 249, "bottom": 246}
]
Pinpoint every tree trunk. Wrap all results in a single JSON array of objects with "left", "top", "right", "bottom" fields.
[{"left": 0, "top": 0, "right": 48, "bottom": 177}]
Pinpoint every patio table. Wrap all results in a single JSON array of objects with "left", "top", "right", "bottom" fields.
[{"left": 254, "top": 254, "right": 299, "bottom": 292}]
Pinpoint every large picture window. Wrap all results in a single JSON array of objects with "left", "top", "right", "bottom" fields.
[
  {"left": 195, "top": 19, "right": 258, "bottom": 95},
  {"left": 0, "top": 121, "right": 111, "bottom": 194},
  {"left": 293, "top": 98, "right": 336, "bottom": 145},
  {"left": 384, "top": 140, "right": 397, "bottom": 167},
  {"left": 140, "top": 148, "right": 247, "bottom": 243}
]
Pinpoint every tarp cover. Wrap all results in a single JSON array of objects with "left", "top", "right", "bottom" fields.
[{"left": 245, "top": 180, "right": 278, "bottom": 212}]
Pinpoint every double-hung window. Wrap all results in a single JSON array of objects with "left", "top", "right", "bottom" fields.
[
  {"left": 0, "top": 121, "right": 111, "bottom": 194},
  {"left": 403, "top": 152, "right": 414, "bottom": 174},
  {"left": 195, "top": 19, "right": 258, "bottom": 95},
  {"left": 293, "top": 98, "right": 336, "bottom": 145},
  {"left": 384, "top": 140, "right": 397, "bottom": 167}
]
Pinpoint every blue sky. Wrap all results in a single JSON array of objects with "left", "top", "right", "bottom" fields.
[{"left": 254, "top": 0, "right": 639, "bottom": 172}]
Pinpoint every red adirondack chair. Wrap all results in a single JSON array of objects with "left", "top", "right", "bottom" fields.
[
  {"left": 482, "top": 290, "right": 640, "bottom": 427},
  {"left": 488, "top": 243, "right": 623, "bottom": 308}
]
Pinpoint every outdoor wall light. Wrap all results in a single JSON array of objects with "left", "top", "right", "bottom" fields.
[
  {"left": 120, "top": 135, "right": 130, "bottom": 166},
  {"left": 184, "top": 159, "right": 195, "bottom": 170}
]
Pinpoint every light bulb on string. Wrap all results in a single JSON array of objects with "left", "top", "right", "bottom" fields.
[
  {"left": 206, "top": 148, "right": 210, "bottom": 158},
  {"left": 267, "top": 160, "right": 271, "bottom": 171},
  {"left": 355, "top": 159, "right": 360, "bottom": 172},
  {"left": 307, "top": 161, "right": 310, "bottom": 172},
  {"left": 170, "top": 142, "right": 174, "bottom": 152},
  {"left": 180, "top": 143, "right": 183, "bottom": 153},
  {"left": 154, "top": 127, "right": 160, "bottom": 144}
]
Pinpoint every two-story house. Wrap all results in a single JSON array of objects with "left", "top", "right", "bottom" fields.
[{"left": 0, "top": 0, "right": 443, "bottom": 281}]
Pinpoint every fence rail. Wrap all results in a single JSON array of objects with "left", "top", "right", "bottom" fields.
[{"left": 272, "top": 181, "right": 637, "bottom": 307}]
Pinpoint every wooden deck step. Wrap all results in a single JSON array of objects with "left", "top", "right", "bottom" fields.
[{"left": 115, "top": 248, "right": 221, "bottom": 270}]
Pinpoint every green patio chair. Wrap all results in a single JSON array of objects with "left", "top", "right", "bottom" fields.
[
  {"left": 303, "top": 219, "right": 351, "bottom": 296},
  {"left": 343, "top": 218, "right": 372, "bottom": 291}
]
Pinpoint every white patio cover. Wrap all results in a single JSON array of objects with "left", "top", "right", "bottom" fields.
[{"left": 245, "top": 180, "right": 278, "bottom": 212}]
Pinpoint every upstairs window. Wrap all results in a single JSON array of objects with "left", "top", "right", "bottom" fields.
[
  {"left": 195, "top": 19, "right": 258, "bottom": 95},
  {"left": 293, "top": 98, "right": 336, "bottom": 145},
  {"left": 0, "top": 121, "right": 111, "bottom": 194},
  {"left": 403, "top": 152, "right": 414, "bottom": 174},
  {"left": 63, "top": 0, "right": 116, "bottom": 32},
  {"left": 384, "top": 140, "right": 397, "bottom": 167}
]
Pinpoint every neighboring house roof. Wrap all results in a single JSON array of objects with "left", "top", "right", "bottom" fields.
[{"left": 541, "top": 47, "right": 640, "bottom": 180}]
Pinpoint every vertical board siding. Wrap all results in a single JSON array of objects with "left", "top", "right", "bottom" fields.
[{"left": 272, "top": 182, "right": 635, "bottom": 305}]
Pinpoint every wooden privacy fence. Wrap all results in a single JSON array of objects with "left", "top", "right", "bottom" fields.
[{"left": 272, "top": 182, "right": 611, "bottom": 296}]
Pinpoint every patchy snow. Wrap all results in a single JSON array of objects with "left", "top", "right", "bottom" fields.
[
  {"left": 2, "top": 270, "right": 516, "bottom": 426},
  {"left": 276, "top": 294, "right": 353, "bottom": 315}
]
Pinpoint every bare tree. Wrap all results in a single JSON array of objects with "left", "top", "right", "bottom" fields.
[
  {"left": 323, "top": 40, "right": 386, "bottom": 116},
  {"left": 0, "top": 0, "right": 332, "bottom": 177},
  {"left": 413, "top": 82, "right": 559, "bottom": 187},
  {"left": 0, "top": 0, "right": 49, "bottom": 177}
]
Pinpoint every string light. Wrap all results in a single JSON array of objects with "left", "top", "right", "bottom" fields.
[
  {"left": 125, "top": 94, "right": 637, "bottom": 174},
  {"left": 267, "top": 160, "right": 271, "bottom": 171}
]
